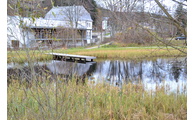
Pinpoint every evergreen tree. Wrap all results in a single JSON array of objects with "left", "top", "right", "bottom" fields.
[{"left": 174, "top": 3, "right": 187, "bottom": 36}]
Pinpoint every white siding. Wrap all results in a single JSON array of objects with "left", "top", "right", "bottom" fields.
[
  {"left": 86, "top": 21, "right": 92, "bottom": 29},
  {"left": 7, "top": 16, "right": 35, "bottom": 48},
  {"left": 86, "top": 30, "right": 92, "bottom": 44}
]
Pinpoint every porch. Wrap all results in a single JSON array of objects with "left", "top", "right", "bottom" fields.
[{"left": 30, "top": 27, "right": 92, "bottom": 48}]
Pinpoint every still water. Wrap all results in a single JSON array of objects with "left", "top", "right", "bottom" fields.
[{"left": 8, "top": 57, "right": 187, "bottom": 93}]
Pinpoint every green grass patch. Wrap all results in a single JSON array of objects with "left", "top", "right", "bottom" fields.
[{"left": 102, "top": 40, "right": 187, "bottom": 48}]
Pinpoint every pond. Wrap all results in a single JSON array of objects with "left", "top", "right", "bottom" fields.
[{"left": 7, "top": 57, "right": 187, "bottom": 93}]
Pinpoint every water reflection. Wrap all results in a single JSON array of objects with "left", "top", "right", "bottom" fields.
[
  {"left": 7, "top": 57, "right": 187, "bottom": 92},
  {"left": 90, "top": 59, "right": 186, "bottom": 81},
  {"left": 7, "top": 61, "right": 97, "bottom": 84},
  {"left": 46, "top": 61, "right": 97, "bottom": 76},
  {"left": 87, "top": 58, "right": 187, "bottom": 93}
]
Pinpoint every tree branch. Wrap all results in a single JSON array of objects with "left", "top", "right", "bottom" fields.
[
  {"left": 172, "top": 0, "right": 187, "bottom": 6},
  {"left": 154, "top": 0, "right": 187, "bottom": 37}
]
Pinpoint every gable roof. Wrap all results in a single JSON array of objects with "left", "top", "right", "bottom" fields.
[
  {"left": 7, "top": 15, "right": 89, "bottom": 30},
  {"left": 45, "top": 6, "right": 93, "bottom": 21}
]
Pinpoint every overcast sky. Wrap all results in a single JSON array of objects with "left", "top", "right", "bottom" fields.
[{"left": 95, "top": 0, "right": 187, "bottom": 15}]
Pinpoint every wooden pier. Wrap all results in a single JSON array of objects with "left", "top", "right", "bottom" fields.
[{"left": 46, "top": 53, "right": 96, "bottom": 63}]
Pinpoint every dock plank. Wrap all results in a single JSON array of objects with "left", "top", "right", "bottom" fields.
[{"left": 46, "top": 53, "right": 96, "bottom": 60}]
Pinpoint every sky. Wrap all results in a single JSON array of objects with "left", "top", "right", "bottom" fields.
[{"left": 95, "top": 0, "right": 187, "bottom": 15}]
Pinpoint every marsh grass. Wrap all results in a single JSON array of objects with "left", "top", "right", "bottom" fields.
[
  {"left": 7, "top": 47, "right": 186, "bottom": 63},
  {"left": 8, "top": 77, "right": 187, "bottom": 120},
  {"left": 7, "top": 50, "right": 52, "bottom": 63},
  {"left": 54, "top": 47, "right": 186, "bottom": 60}
]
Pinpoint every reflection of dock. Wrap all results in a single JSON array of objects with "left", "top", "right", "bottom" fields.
[
  {"left": 46, "top": 53, "right": 96, "bottom": 62},
  {"left": 46, "top": 60, "right": 97, "bottom": 76}
]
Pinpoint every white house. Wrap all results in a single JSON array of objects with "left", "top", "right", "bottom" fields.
[
  {"left": 7, "top": 16, "right": 36, "bottom": 48},
  {"left": 102, "top": 17, "right": 109, "bottom": 30},
  {"left": 7, "top": 6, "right": 93, "bottom": 49},
  {"left": 44, "top": 6, "right": 93, "bottom": 45}
]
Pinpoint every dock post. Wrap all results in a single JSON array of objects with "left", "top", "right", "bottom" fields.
[{"left": 72, "top": 57, "right": 75, "bottom": 62}]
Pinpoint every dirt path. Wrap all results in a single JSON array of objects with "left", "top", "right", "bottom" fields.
[{"left": 86, "top": 42, "right": 112, "bottom": 49}]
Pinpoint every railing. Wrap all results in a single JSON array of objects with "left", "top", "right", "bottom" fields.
[{"left": 30, "top": 38, "right": 88, "bottom": 41}]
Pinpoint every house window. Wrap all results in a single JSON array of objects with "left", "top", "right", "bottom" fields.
[
  {"left": 87, "top": 31, "right": 91, "bottom": 38},
  {"left": 87, "top": 22, "right": 91, "bottom": 28},
  {"left": 11, "top": 40, "right": 19, "bottom": 48},
  {"left": 40, "top": 29, "right": 45, "bottom": 39}
]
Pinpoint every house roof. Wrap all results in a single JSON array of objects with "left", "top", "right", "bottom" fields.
[
  {"left": 30, "top": 18, "right": 89, "bottom": 29},
  {"left": 30, "top": 18, "right": 72, "bottom": 28},
  {"left": 45, "top": 6, "right": 93, "bottom": 21},
  {"left": 7, "top": 6, "right": 93, "bottom": 30},
  {"left": 7, "top": 16, "right": 89, "bottom": 30}
]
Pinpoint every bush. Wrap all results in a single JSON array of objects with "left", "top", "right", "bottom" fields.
[{"left": 114, "top": 27, "right": 154, "bottom": 45}]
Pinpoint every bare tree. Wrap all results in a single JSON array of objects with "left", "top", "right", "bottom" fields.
[
  {"left": 100, "top": 0, "right": 186, "bottom": 54},
  {"left": 7, "top": 0, "right": 48, "bottom": 17},
  {"left": 154, "top": 0, "right": 187, "bottom": 38},
  {"left": 65, "top": 6, "right": 84, "bottom": 47}
]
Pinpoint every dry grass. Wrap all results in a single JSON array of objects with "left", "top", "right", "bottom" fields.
[
  {"left": 7, "top": 47, "right": 187, "bottom": 120},
  {"left": 7, "top": 50, "right": 52, "bottom": 63},
  {"left": 55, "top": 47, "right": 186, "bottom": 60},
  {"left": 8, "top": 79, "right": 187, "bottom": 120},
  {"left": 7, "top": 47, "right": 186, "bottom": 63}
]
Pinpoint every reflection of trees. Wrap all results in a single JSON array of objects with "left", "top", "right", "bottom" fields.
[
  {"left": 103, "top": 61, "right": 144, "bottom": 85},
  {"left": 171, "top": 64, "right": 181, "bottom": 82},
  {"left": 94, "top": 58, "right": 186, "bottom": 85},
  {"left": 148, "top": 60, "right": 166, "bottom": 83},
  {"left": 103, "top": 61, "right": 142, "bottom": 85},
  {"left": 8, "top": 58, "right": 187, "bottom": 86},
  {"left": 170, "top": 59, "right": 186, "bottom": 82},
  {"left": 108, "top": 61, "right": 117, "bottom": 81}
]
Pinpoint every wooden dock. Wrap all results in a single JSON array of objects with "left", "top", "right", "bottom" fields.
[{"left": 46, "top": 53, "right": 96, "bottom": 62}]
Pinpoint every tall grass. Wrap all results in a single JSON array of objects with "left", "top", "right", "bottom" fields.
[
  {"left": 8, "top": 78, "right": 187, "bottom": 120},
  {"left": 7, "top": 49, "right": 52, "bottom": 63}
]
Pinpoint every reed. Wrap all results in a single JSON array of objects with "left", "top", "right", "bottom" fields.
[{"left": 8, "top": 78, "right": 187, "bottom": 120}]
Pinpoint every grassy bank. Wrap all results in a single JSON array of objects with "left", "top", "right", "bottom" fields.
[
  {"left": 101, "top": 40, "right": 187, "bottom": 48},
  {"left": 8, "top": 79, "right": 187, "bottom": 120},
  {"left": 58, "top": 47, "right": 186, "bottom": 59},
  {"left": 7, "top": 49, "right": 52, "bottom": 63},
  {"left": 7, "top": 47, "right": 186, "bottom": 63}
]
